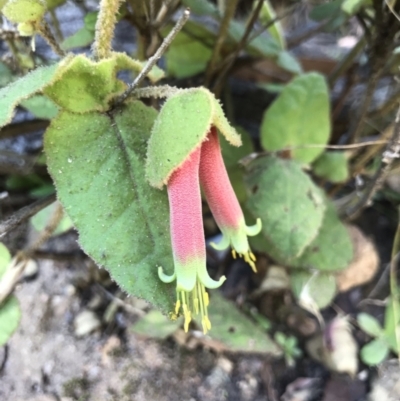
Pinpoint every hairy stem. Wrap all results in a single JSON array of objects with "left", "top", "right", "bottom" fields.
[
  {"left": 93, "top": 0, "right": 121, "bottom": 59},
  {"left": 37, "top": 21, "right": 65, "bottom": 57}
]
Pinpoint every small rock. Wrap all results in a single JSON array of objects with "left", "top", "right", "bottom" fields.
[
  {"left": 23, "top": 258, "right": 39, "bottom": 278},
  {"left": 74, "top": 310, "right": 101, "bottom": 337},
  {"left": 282, "top": 377, "right": 321, "bottom": 401},
  {"left": 237, "top": 375, "right": 258, "bottom": 401}
]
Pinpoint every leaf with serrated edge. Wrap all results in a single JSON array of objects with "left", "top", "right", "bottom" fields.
[
  {"left": 44, "top": 101, "right": 175, "bottom": 313},
  {"left": 261, "top": 73, "right": 330, "bottom": 164},
  {"left": 245, "top": 155, "right": 326, "bottom": 262},
  {"left": 0, "top": 63, "right": 58, "bottom": 128}
]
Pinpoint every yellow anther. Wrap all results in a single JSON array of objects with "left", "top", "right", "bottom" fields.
[
  {"left": 203, "top": 291, "right": 209, "bottom": 307},
  {"left": 250, "top": 252, "right": 256, "bottom": 262},
  {"left": 202, "top": 316, "right": 212, "bottom": 333},
  {"left": 244, "top": 252, "right": 257, "bottom": 273},
  {"left": 175, "top": 299, "right": 181, "bottom": 315},
  {"left": 184, "top": 315, "right": 191, "bottom": 332},
  {"left": 232, "top": 249, "right": 237, "bottom": 259}
]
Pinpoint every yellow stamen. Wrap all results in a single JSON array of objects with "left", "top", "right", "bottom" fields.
[
  {"left": 202, "top": 316, "right": 212, "bottom": 333},
  {"left": 203, "top": 291, "right": 209, "bottom": 307},
  {"left": 232, "top": 249, "right": 237, "bottom": 259},
  {"left": 244, "top": 251, "right": 257, "bottom": 273},
  {"left": 174, "top": 282, "right": 212, "bottom": 334},
  {"left": 175, "top": 299, "right": 181, "bottom": 315}
]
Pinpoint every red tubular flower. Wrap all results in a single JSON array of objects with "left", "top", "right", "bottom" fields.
[
  {"left": 199, "top": 126, "right": 261, "bottom": 272},
  {"left": 146, "top": 87, "right": 261, "bottom": 333},
  {"left": 158, "top": 146, "right": 226, "bottom": 333}
]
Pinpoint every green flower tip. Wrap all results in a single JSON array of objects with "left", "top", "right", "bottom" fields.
[
  {"left": 211, "top": 218, "right": 262, "bottom": 273},
  {"left": 158, "top": 260, "right": 226, "bottom": 334}
]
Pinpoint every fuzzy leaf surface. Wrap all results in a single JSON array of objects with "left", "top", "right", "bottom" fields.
[
  {"left": 245, "top": 155, "right": 326, "bottom": 262},
  {"left": 44, "top": 101, "right": 175, "bottom": 313},
  {"left": 260, "top": 73, "right": 330, "bottom": 163},
  {"left": 312, "top": 151, "right": 349, "bottom": 183},
  {"left": 2, "top": 0, "right": 46, "bottom": 23},
  {"left": 291, "top": 202, "right": 353, "bottom": 271},
  {"left": 20, "top": 95, "right": 59, "bottom": 119},
  {"left": 0, "top": 63, "right": 58, "bottom": 128},
  {"left": 43, "top": 55, "right": 126, "bottom": 114},
  {"left": 146, "top": 88, "right": 240, "bottom": 189}
]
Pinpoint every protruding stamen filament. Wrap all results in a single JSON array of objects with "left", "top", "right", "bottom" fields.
[
  {"left": 174, "top": 280, "right": 214, "bottom": 334},
  {"left": 244, "top": 252, "right": 257, "bottom": 273}
]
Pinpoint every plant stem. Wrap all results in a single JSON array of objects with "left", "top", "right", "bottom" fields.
[
  {"left": 368, "top": 89, "right": 400, "bottom": 119},
  {"left": 390, "top": 209, "right": 400, "bottom": 363},
  {"left": 49, "top": 9, "right": 63, "bottom": 41},
  {"left": 212, "top": 0, "right": 264, "bottom": 96},
  {"left": 347, "top": 64, "right": 384, "bottom": 143},
  {"left": 0, "top": 194, "right": 56, "bottom": 238},
  {"left": 205, "top": 0, "right": 239, "bottom": 85},
  {"left": 328, "top": 36, "right": 366, "bottom": 87},
  {"left": 346, "top": 106, "right": 400, "bottom": 220},
  {"left": 37, "top": 21, "right": 65, "bottom": 57},
  {"left": 115, "top": 8, "right": 190, "bottom": 105},
  {"left": 93, "top": 0, "right": 122, "bottom": 60}
]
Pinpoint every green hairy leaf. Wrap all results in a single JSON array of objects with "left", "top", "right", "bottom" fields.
[
  {"left": 0, "top": 63, "right": 58, "bottom": 128},
  {"left": 146, "top": 88, "right": 241, "bottom": 189},
  {"left": 312, "top": 151, "right": 349, "bottom": 183},
  {"left": 2, "top": 0, "right": 46, "bottom": 23},
  {"left": 20, "top": 95, "right": 59, "bottom": 119},
  {"left": 44, "top": 101, "right": 175, "bottom": 313},
  {"left": 291, "top": 202, "right": 353, "bottom": 271},
  {"left": 261, "top": 73, "right": 330, "bottom": 164},
  {"left": 43, "top": 54, "right": 126, "bottom": 114},
  {"left": 245, "top": 155, "right": 326, "bottom": 262}
]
